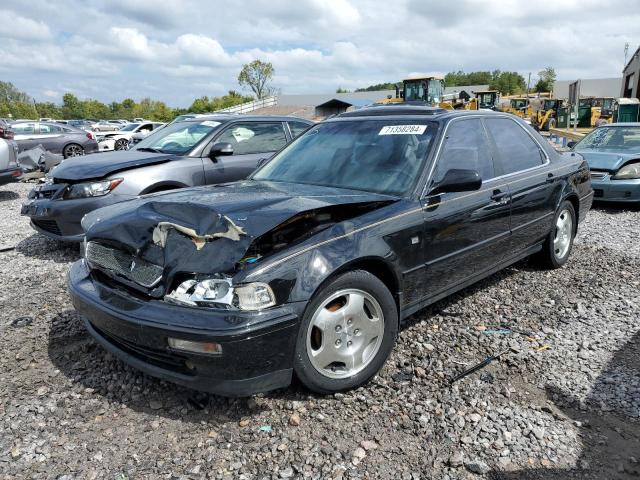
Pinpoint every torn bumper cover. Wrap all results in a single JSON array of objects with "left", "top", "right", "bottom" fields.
[{"left": 68, "top": 260, "right": 304, "bottom": 396}]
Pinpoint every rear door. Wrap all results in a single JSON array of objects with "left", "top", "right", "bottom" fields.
[
  {"left": 420, "top": 117, "right": 512, "bottom": 295},
  {"left": 483, "top": 117, "right": 556, "bottom": 254},
  {"left": 203, "top": 121, "right": 289, "bottom": 184},
  {"left": 12, "top": 122, "right": 39, "bottom": 151}
]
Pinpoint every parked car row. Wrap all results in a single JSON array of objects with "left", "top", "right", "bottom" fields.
[
  {"left": 17, "top": 105, "right": 597, "bottom": 397},
  {"left": 96, "top": 121, "right": 165, "bottom": 152},
  {"left": 10, "top": 121, "right": 98, "bottom": 158}
]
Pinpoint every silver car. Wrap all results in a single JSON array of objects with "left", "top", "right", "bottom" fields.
[
  {"left": 21, "top": 114, "right": 313, "bottom": 241},
  {"left": 12, "top": 121, "right": 99, "bottom": 158},
  {"left": 0, "top": 138, "right": 21, "bottom": 186}
]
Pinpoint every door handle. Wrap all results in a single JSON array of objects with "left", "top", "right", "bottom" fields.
[{"left": 490, "top": 190, "right": 508, "bottom": 202}]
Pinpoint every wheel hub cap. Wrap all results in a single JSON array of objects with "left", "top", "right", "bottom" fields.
[
  {"left": 553, "top": 209, "right": 573, "bottom": 259},
  {"left": 306, "top": 289, "right": 385, "bottom": 379}
]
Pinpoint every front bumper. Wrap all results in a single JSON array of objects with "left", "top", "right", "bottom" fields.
[
  {"left": 591, "top": 174, "right": 640, "bottom": 203},
  {"left": 21, "top": 190, "right": 134, "bottom": 242},
  {"left": 0, "top": 167, "right": 22, "bottom": 186},
  {"left": 68, "top": 260, "right": 302, "bottom": 396}
]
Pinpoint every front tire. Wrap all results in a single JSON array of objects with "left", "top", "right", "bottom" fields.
[
  {"left": 293, "top": 270, "right": 398, "bottom": 394},
  {"left": 538, "top": 200, "right": 576, "bottom": 269},
  {"left": 114, "top": 138, "right": 129, "bottom": 150}
]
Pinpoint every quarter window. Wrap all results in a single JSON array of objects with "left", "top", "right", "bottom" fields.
[
  {"left": 484, "top": 118, "right": 544, "bottom": 174},
  {"left": 217, "top": 122, "right": 287, "bottom": 155},
  {"left": 288, "top": 121, "right": 311, "bottom": 138},
  {"left": 434, "top": 118, "right": 494, "bottom": 183}
]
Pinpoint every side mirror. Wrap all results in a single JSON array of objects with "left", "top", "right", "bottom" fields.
[
  {"left": 208, "top": 142, "right": 233, "bottom": 160},
  {"left": 567, "top": 141, "right": 577, "bottom": 149},
  {"left": 428, "top": 169, "right": 482, "bottom": 195}
]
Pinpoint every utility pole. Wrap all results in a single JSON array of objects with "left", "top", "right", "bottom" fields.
[
  {"left": 624, "top": 42, "right": 630, "bottom": 67},
  {"left": 526, "top": 72, "right": 531, "bottom": 97}
]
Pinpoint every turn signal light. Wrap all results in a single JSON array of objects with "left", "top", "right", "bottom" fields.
[{"left": 167, "top": 338, "right": 223, "bottom": 355}]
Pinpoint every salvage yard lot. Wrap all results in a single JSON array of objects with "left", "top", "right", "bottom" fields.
[{"left": 1, "top": 182, "right": 639, "bottom": 479}]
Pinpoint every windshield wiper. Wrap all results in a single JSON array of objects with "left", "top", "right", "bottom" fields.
[{"left": 136, "top": 147, "right": 164, "bottom": 153}]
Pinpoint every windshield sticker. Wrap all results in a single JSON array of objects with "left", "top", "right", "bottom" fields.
[
  {"left": 379, "top": 125, "right": 427, "bottom": 135},
  {"left": 201, "top": 121, "right": 221, "bottom": 128}
]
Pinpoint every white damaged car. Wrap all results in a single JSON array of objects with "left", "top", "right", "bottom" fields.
[{"left": 97, "top": 121, "right": 164, "bottom": 152}]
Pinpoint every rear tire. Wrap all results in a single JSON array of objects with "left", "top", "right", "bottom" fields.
[
  {"left": 293, "top": 270, "right": 398, "bottom": 394},
  {"left": 63, "top": 143, "right": 84, "bottom": 158},
  {"left": 537, "top": 200, "right": 576, "bottom": 269}
]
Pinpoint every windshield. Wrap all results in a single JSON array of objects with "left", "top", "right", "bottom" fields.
[
  {"left": 575, "top": 126, "right": 640, "bottom": 153},
  {"left": 133, "top": 119, "right": 221, "bottom": 154},
  {"left": 253, "top": 120, "right": 436, "bottom": 196},
  {"left": 119, "top": 123, "right": 139, "bottom": 132},
  {"left": 511, "top": 99, "right": 528, "bottom": 109}
]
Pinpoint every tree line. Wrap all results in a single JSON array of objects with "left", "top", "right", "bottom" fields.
[
  {"left": 349, "top": 67, "right": 557, "bottom": 96},
  {"left": 0, "top": 81, "right": 253, "bottom": 122}
]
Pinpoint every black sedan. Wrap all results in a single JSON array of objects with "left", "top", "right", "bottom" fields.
[{"left": 68, "top": 106, "right": 593, "bottom": 396}]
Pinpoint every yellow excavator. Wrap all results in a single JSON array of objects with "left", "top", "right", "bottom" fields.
[{"left": 531, "top": 98, "right": 563, "bottom": 131}]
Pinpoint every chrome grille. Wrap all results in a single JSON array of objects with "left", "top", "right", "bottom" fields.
[
  {"left": 86, "top": 241, "right": 162, "bottom": 288},
  {"left": 590, "top": 171, "right": 607, "bottom": 180}
]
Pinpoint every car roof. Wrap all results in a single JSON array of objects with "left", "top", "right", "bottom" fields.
[
  {"left": 595, "top": 122, "right": 640, "bottom": 127},
  {"left": 334, "top": 105, "right": 506, "bottom": 122},
  {"left": 176, "top": 114, "right": 313, "bottom": 123}
]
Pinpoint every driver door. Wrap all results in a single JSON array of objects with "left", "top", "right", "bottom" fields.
[
  {"left": 420, "top": 118, "right": 512, "bottom": 296},
  {"left": 203, "top": 121, "right": 288, "bottom": 184}
]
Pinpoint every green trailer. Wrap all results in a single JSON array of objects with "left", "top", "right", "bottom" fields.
[{"left": 613, "top": 98, "right": 640, "bottom": 123}]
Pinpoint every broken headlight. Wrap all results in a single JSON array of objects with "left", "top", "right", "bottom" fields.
[
  {"left": 165, "top": 278, "right": 276, "bottom": 311},
  {"left": 66, "top": 178, "right": 123, "bottom": 199},
  {"left": 612, "top": 162, "right": 640, "bottom": 180}
]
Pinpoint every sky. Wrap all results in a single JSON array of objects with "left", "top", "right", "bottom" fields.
[{"left": 0, "top": 0, "right": 638, "bottom": 107}]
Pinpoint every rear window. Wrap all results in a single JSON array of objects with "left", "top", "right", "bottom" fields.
[{"left": 484, "top": 118, "right": 544, "bottom": 174}]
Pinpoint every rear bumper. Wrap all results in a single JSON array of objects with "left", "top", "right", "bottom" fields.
[
  {"left": 68, "top": 260, "right": 301, "bottom": 396},
  {"left": 591, "top": 176, "right": 640, "bottom": 203}
]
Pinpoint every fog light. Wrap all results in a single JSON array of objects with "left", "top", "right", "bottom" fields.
[{"left": 168, "top": 338, "right": 223, "bottom": 355}]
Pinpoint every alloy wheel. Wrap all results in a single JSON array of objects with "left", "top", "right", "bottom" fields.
[
  {"left": 553, "top": 208, "right": 573, "bottom": 259},
  {"left": 65, "top": 144, "right": 84, "bottom": 157},
  {"left": 306, "top": 289, "right": 385, "bottom": 379}
]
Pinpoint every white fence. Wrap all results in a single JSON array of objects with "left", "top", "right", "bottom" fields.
[{"left": 217, "top": 96, "right": 277, "bottom": 114}]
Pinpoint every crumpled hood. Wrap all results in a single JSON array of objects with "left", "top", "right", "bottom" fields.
[
  {"left": 82, "top": 180, "right": 396, "bottom": 282},
  {"left": 579, "top": 150, "right": 640, "bottom": 172},
  {"left": 51, "top": 149, "right": 179, "bottom": 181}
]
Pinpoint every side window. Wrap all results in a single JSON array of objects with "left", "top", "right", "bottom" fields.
[
  {"left": 216, "top": 122, "right": 287, "bottom": 155},
  {"left": 433, "top": 118, "right": 494, "bottom": 183},
  {"left": 13, "top": 123, "right": 36, "bottom": 134},
  {"left": 39, "top": 124, "right": 62, "bottom": 133},
  {"left": 139, "top": 123, "right": 153, "bottom": 131},
  {"left": 288, "top": 121, "right": 311, "bottom": 139},
  {"left": 484, "top": 118, "right": 544, "bottom": 174}
]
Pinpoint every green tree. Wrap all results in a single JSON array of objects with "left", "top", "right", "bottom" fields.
[
  {"left": 355, "top": 82, "right": 399, "bottom": 92},
  {"left": 34, "top": 102, "right": 62, "bottom": 119},
  {"left": 0, "top": 81, "right": 32, "bottom": 103},
  {"left": 62, "top": 93, "right": 82, "bottom": 119},
  {"left": 238, "top": 60, "right": 273, "bottom": 99},
  {"left": 535, "top": 66, "right": 556, "bottom": 93},
  {"left": 489, "top": 71, "right": 526, "bottom": 95}
]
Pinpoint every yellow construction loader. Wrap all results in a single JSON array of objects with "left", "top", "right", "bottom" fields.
[
  {"left": 531, "top": 98, "right": 563, "bottom": 131},
  {"left": 381, "top": 75, "right": 477, "bottom": 109},
  {"left": 500, "top": 97, "right": 533, "bottom": 119},
  {"left": 473, "top": 90, "right": 500, "bottom": 110},
  {"left": 580, "top": 97, "right": 615, "bottom": 127}
]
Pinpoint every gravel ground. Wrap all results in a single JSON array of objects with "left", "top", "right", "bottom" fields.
[{"left": 1, "top": 181, "right": 639, "bottom": 480}]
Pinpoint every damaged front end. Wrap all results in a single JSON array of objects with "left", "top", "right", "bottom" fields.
[{"left": 80, "top": 181, "right": 396, "bottom": 312}]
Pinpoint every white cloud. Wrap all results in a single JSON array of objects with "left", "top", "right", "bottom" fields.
[
  {"left": 0, "top": 10, "right": 51, "bottom": 41},
  {"left": 0, "top": 0, "right": 638, "bottom": 106}
]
